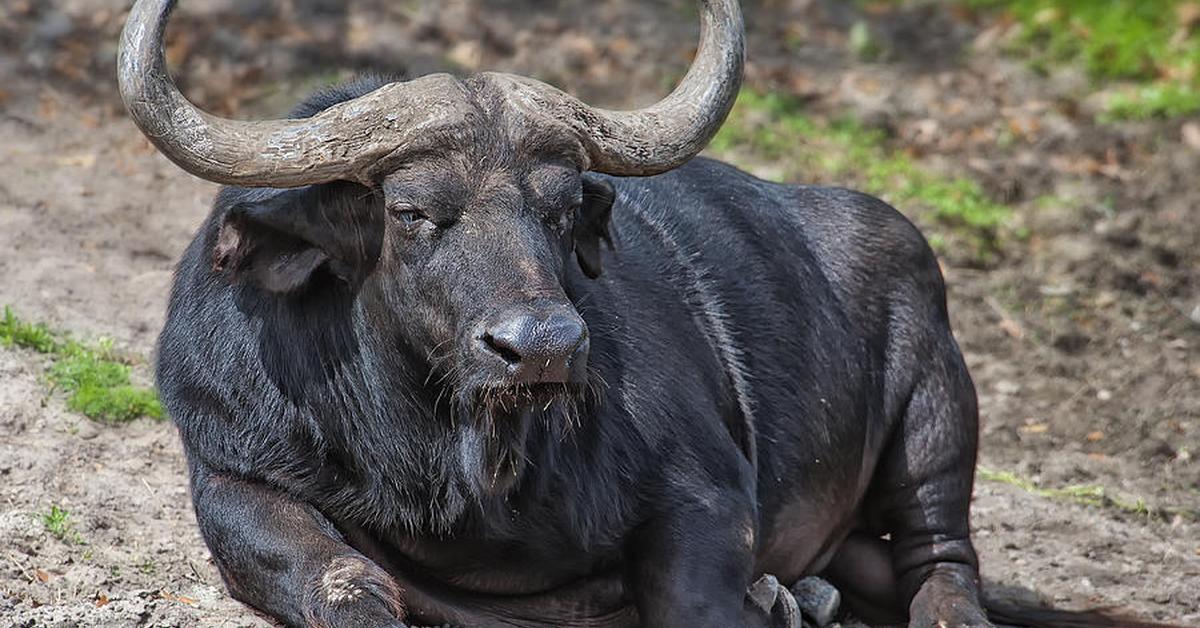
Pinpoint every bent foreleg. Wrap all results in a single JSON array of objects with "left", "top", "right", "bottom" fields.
[{"left": 190, "top": 464, "right": 407, "bottom": 628}]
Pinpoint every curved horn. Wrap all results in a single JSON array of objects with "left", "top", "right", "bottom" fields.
[
  {"left": 488, "top": 0, "right": 745, "bottom": 176},
  {"left": 118, "top": 0, "right": 470, "bottom": 188}
]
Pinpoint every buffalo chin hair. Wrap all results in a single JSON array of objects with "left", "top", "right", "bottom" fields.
[{"left": 447, "top": 381, "right": 592, "bottom": 496}]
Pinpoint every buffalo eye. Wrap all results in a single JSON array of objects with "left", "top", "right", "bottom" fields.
[
  {"left": 548, "top": 199, "right": 580, "bottom": 232},
  {"left": 388, "top": 203, "right": 428, "bottom": 227}
]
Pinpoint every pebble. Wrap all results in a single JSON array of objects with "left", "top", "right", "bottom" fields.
[
  {"left": 994, "top": 380, "right": 1021, "bottom": 395},
  {"left": 1093, "top": 212, "right": 1141, "bottom": 247},
  {"left": 74, "top": 421, "right": 99, "bottom": 440}
]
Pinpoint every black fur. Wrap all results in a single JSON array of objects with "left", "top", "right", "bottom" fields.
[{"left": 157, "top": 77, "right": 1160, "bottom": 628}]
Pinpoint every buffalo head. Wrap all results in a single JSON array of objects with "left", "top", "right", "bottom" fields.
[{"left": 118, "top": 0, "right": 744, "bottom": 422}]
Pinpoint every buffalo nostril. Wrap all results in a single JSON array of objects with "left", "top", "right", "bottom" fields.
[
  {"left": 481, "top": 332, "right": 523, "bottom": 365},
  {"left": 478, "top": 309, "right": 589, "bottom": 384}
]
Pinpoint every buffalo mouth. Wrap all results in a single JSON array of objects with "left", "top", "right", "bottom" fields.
[
  {"left": 439, "top": 365, "right": 597, "bottom": 431},
  {"left": 477, "top": 382, "right": 585, "bottom": 415}
]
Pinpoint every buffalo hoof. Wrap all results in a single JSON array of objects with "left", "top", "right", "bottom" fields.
[
  {"left": 748, "top": 574, "right": 804, "bottom": 628},
  {"left": 909, "top": 573, "right": 994, "bottom": 628},
  {"left": 791, "top": 577, "right": 841, "bottom": 628}
]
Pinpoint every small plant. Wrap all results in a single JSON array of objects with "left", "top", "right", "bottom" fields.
[
  {"left": 1, "top": 307, "right": 164, "bottom": 423},
  {"left": 48, "top": 341, "right": 165, "bottom": 423},
  {"left": 1, "top": 307, "right": 58, "bottom": 353},
  {"left": 41, "top": 505, "right": 85, "bottom": 545}
]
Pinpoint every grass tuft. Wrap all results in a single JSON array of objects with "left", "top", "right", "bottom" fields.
[
  {"left": 1, "top": 308, "right": 58, "bottom": 353},
  {"left": 977, "top": 466, "right": 1196, "bottom": 522},
  {"left": 41, "top": 505, "right": 86, "bottom": 545},
  {"left": 709, "top": 91, "right": 1013, "bottom": 265},
  {"left": 1, "top": 307, "right": 164, "bottom": 423},
  {"left": 1103, "top": 82, "right": 1200, "bottom": 122}
]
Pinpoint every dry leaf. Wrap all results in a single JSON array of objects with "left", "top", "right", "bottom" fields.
[
  {"left": 1086, "top": 431, "right": 1105, "bottom": 442},
  {"left": 1020, "top": 423, "right": 1049, "bottom": 434},
  {"left": 164, "top": 30, "right": 193, "bottom": 68},
  {"left": 55, "top": 153, "right": 97, "bottom": 169},
  {"left": 1139, "top": 270, "right": 1163, "bottom": 289},
  {"left": 160, "top": 590, "right": 197, "bottom": 605},
  {"left": 95, "top": 593, "right": 110, "bottom": 607},
  {"left": 607, "top": 37, "right": 636, "bottom": 59},
  {"left": 998, "top": 318, "right": 1025, "bottom": 340},
  {"left": 34, "top": 569, "right": 50, "bottom": 583},
  {"left": 38, "top": 94, "right": 59, "bottom": 121}
]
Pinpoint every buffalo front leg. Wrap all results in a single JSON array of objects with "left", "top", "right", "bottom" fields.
[
  {"left": 627, "top": 467, "right": 766, "bottom": 628},
  {"left": 189, "top": 464, "right": 407, "bottom": 628}
]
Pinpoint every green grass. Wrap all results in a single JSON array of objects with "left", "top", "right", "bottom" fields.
[
  {"left": 41, "top": 505, "right": 85, "bottom": 545},
  {"left": 1, "top": 307, "right": 164, "bottom": 423},
  {"left": 966, "top": 0, "right": 1200, "bottom": 120},
  {"left": 1105, "top": 81, "right": 1200, "bottom": 121},
  {"left": 977, "top": 466, "right": 1197, "bottom": 522},
  {"left": 0, "top": 309, "right": 57, "bottom": 353},
  {"left": 710, "top": 90, "right": 1013, "bottom": 265}
]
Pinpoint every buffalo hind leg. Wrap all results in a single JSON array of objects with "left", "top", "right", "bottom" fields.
[
  {"left": 861, "top": 343, "right": 991, "bottom": 628},
  {"left": 189, "top": 464, "right": 408, "bottom": 628},
  {"left": 823, "top": 532, "right": 903, "bottom": 625}
]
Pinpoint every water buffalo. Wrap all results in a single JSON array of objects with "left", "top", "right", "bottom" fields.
[{"left": 118, "top": 1, "right": 1161, "bottom": 627}]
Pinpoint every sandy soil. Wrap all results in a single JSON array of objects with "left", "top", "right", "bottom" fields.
[{"left": 1, "top": 0, "right": 1197, "bottom": 626}]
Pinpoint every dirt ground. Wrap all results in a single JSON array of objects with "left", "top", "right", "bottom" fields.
[{"left": 1, "top": 0, "right": 1197, "bottom": 626}]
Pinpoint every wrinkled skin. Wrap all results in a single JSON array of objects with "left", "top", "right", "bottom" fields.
[{"left": 158, "top": 77, "right": 988, "bottom": 628}]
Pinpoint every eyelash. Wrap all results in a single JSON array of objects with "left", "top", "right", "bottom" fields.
[
  {"left": 386, "top": 195, "right": 577, "bottom": 230},
  {"left": 389, "top": 204, "right": 428, "bottom": 227}
]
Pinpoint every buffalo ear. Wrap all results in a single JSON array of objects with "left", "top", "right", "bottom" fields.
[
  {"left": 212, "top": 184, "right": 380, "bottom": 294},
  {"left": 214, "top": 212, "right": 330, "bottom": 293},
  {"left": 573, "top": 176, "right": 616, "bottom": 279}
]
